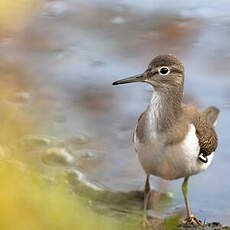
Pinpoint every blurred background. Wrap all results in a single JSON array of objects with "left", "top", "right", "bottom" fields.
[{"left": 1, "top": 0, "right": 230, "bottom": 229}]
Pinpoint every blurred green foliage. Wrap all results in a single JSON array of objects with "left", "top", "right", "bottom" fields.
[{"left": 0, "top": 163, "right": 140, "bottom": 230}]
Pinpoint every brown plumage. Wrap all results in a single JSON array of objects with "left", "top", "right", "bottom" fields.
[{"left": 183, "top": 105, "right": 219, "bottom": 156}]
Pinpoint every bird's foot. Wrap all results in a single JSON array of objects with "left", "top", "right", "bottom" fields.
[
  {"left": 182, "top": 214, "right": 203, "bottom": 226},
  {"left": 142, "top": 214, "right": 152, "bottom": 228},
  {"left": 142, "top": 212, "right": 162, "bottom": 229}
]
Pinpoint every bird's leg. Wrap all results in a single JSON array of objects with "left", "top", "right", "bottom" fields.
[
  {"left": 182, "top": 177, "right": 203, "bottom": 226},
  {"left": 182, "top": 177, "right": 191, "bottom": 218},
  {"left": 144, "top": 174, "right": 150, "bottom": 198},
  {"left": 142, "top": 175, "right": 152, "bottom": 227}
]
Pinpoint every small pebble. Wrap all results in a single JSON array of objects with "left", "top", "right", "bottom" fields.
[
  {"left": 78, "top": 151, "right": 96, "bottom": 159},
  {"left": 42, "top": 147, "right": 74, "bottom": 166},
  {"left": 67, "top": 169, "right": 102, "bottom": 191},
  {"left": 43, "top": 1, "right": 68, "bottom": 16},
  {"left": 20, "top": 135, "right": 52, "bottom": 148},
  {"left": 111, "top": 16, "right": 125, "bottom": 24},
  {"left": 65, "top": 134, "right": 90, "bottom": 145}
]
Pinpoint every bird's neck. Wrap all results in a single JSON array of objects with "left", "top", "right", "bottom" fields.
[{"left": 146, "top": 86, "right": 183, "bottom": 133}]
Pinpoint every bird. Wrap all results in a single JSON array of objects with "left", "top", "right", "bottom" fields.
[{"left": 112, "top": 54, "right": 219, "bottom": 226}]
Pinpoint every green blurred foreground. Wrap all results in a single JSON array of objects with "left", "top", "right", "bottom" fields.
[{"left": 0, "top": 163, "right": 139, "bottom": 230}]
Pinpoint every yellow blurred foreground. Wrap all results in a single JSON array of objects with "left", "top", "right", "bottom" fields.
[
  {"left": 0, "top": 0, "right": 41, "bottom": 33},
  {"left": 0, "top": 162, "right": 139, "bottom": 230}
]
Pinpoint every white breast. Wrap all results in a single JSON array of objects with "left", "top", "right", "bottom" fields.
[{"left": 135, "top": 124, "right": 214, "bottom": 180}]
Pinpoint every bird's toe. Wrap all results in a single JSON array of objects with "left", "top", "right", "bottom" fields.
[{"left": 182, "top": 214, "right": 203, "bottom": 226}]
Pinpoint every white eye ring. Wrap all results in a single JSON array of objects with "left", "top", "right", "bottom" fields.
[{"left": 159, "top": 66, "right": 170, "bottom": 76}]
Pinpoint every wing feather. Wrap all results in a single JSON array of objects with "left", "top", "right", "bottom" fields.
[{"left": 183, "top": 105, "right": 219, "bottom": 156}]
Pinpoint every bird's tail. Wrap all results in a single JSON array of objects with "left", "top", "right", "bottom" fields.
[{"left": 203, "top": 106, "right": 220, "bottom": 127}]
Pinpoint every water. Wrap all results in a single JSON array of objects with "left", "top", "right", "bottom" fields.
[{"left": 1, "top": 0, "right": 230, "bottom": 225}]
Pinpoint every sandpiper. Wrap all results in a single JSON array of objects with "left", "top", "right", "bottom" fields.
[{"left": 112, "top": 54, "right": 219, "bottom": 226}]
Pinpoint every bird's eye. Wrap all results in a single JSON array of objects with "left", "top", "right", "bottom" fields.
[{"left": 159, "top": 66, "right": 170, "bottom": 76}]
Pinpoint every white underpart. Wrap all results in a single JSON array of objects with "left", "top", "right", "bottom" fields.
[
  {"left": 213, "top": 119, "right": 218, "bottom": 127},
  {"left": 134, "top": 92, "right": 161, "bottom": 151},
  {"left": 134, "top": 93, "right": 214, "bottom": 180},
  {"left": 145, "top": 92, "right": 162, "bottom": 138}
]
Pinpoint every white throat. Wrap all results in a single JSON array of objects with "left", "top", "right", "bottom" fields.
[{"left": 145, "top": 92, "right": 162, "bottom": 138}]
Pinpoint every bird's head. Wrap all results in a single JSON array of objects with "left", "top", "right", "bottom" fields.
[{"left": 112, "top": 54, "right": 184, "bottom": 91}]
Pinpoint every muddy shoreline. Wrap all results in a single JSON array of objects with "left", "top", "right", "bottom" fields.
[{"left": 67, "top": 166, "right": 230, "bottom": 230}]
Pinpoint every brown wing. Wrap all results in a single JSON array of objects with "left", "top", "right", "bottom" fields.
[
  {"left": 203, "top": 106, "right": 220, "bottom": 126},
  {"left": 182, "top": 105, "right": 219, "bottom": 156},
  {"left": 193, "top": 114, "right": 218, "bottom": 156}
]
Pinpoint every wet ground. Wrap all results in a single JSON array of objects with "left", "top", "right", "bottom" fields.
[{"left": 1, "top": 0, "right": 230, "bottom": 226}]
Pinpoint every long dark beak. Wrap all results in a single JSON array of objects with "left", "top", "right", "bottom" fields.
[{"left": 112, "top": 74, "right": 145, "bottom": 85}]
